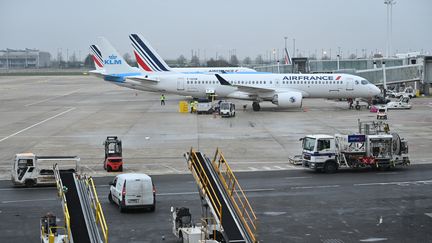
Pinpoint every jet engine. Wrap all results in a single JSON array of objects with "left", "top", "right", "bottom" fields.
[{"left": 272, "top": 92, "right": 303, "bottom": 108}]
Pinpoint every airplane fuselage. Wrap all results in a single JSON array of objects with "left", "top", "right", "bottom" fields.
[{"left": 123, "top": 73, "right": 379, "bottom": 101}]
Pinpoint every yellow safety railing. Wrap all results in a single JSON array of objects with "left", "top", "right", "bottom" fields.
[
  {"left": 87, "top": 177, "right": 109, "bottom": 243},
  {"left": 41, "top": 226, "right": 69, "bottom": 243},
  {"left": 187, "top": 148, "right": 223, "bottom": 222},
  {"left": 200, "top": 217, "right": 220, "bottom": 241},
  {"left": 54, "top": 164, "right": 72, "bottom": 241},
  {"left": 212, "top": 148, "right": 258, "bottom": 243}
]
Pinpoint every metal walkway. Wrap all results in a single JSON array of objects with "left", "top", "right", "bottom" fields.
[
  {"left": 60, "top": 171, "right": 92, "bottom": 243},
  {"left": 54, "top": 165, "right": 108, "bottom": 243},
  {"left": 187, "top": 148, "right": 258, "bottom": 243}
]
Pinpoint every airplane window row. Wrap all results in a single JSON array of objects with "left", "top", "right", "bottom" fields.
[
  {"left": 186, "top": 80, "right": 218, "bottom": 84},
  {"left": 185, "top": 80, "right": 344, "bottom": 85}
]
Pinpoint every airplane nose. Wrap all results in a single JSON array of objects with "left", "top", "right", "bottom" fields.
[{"left": 370, "top": 85, "right": 381, "bottom": 96}]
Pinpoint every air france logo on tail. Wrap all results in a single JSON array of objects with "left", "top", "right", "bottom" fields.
[
  {"left": 129, "top": 34, "right": 170, "bottom": 72},
  {"left": 90, "top": 45, "right": 104, "bottom": 68},
  {"left": 104, "top": 55, "right": 122, "bottom": 65}
]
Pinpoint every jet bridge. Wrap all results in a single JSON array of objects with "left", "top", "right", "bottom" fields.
[
  {"left": 51, "top": 164, "right": 108, "bottom": 243},
  {"left": 186, "top": 148, "right": 258, "bottom": 243}
]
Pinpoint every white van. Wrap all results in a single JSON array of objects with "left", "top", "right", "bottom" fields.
[{"left": 108, "top": 173, "right": 156, "bottom": 212}]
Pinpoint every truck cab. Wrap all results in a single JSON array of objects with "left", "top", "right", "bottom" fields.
[
  {"left": 12, "top": 153, "right": 37, "bottom": 187},
  {"left": 301, "top": 135, "right": 338, "bottom": 172},
  {"left": 11, "top": 153, "right": 79, "bottom": 187},
  {"left": 219, "top": 101, "right": 236, "bottom": 117},
  {"left": 104, "top": 136, "right": 123, "bottom": 172}
]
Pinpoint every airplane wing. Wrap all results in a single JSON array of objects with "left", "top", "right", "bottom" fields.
[
  {"left": 126, "top": 75, "right": 159, "bottom": 84},
  {"left": 215, "top": 74, "right": 275, "bottom": 93}
]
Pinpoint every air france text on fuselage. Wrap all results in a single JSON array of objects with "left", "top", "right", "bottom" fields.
[{"left": 282, "top": 76, "right": 335, "bottom": 81}]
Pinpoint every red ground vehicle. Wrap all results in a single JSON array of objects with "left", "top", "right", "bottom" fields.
[{"left": 104, "top": 136, "right": 123, "bottom": 172}]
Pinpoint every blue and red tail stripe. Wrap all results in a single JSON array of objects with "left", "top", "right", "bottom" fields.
[
  {"left": 129, "top": 34, "right": 170, "bottom": 72},
  {"left": 129, "top": 35, "right": 163, "bottom": 71},
  {"left": 90, "top": 45, "right": 104, "bottom": 68},
  {"left": 133, "top": 50, "right": 152, "bottom": 72}
]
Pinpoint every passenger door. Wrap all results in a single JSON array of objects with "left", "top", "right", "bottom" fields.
[
  {"left": 177, "top": 78, "right": 185, "bottom": 91},
  {"left": 345, "top": 78, "right": 354, "bottom": 91}
]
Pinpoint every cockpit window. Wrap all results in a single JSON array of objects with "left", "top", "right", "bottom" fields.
[{"left": 361, "top": 80, "right": 369, "bottom": 85}]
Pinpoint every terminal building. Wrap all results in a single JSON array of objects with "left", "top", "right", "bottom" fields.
[
  {"left": 254, "top": 55, "right": 432, "bottom": 95},
  {"left": 0, "top": 49, "right": 51, "bottom": 69}
]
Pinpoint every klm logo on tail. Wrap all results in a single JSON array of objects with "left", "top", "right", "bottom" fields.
[{"left": 104, "top": 54, "right": 122, "bottom": 65}]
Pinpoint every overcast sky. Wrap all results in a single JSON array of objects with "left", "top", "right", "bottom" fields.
[{"left": 1, "top": 0, "right": 431, "bottom": 61}]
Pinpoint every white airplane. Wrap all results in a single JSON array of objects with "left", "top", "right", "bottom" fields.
[
  {"left": 96, "top": 36, "right": 380, "bottom": 111},
  {"left": 129, "top": 33, "right": 256, "bottom": 74}
]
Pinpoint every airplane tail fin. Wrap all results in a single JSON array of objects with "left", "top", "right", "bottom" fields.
[
  {"left": 98, "top": 37, "right": 135, "bottom": 74},
  {"left": 90, "top": 45, "right": 104, "bottom": 71},
  {"left": 284, "top": 48, "right": 292, "bottom": 65},
  {"left": 129, "top": 33, "right": 171, "bottom": 72}
]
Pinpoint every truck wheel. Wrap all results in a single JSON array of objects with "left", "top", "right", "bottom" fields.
[
  {"left": 25, "top": 179, "right": 36, "bottom": 187},
  {"left": 119, "top": 203, "right": 126, "bottom": 213},
  {"left": 107, "top": 166, "right": 111, "bottom": 172},
  {"left": 179, "top": 231, "right": 183, "bottom": 242},
  {"left": 108, "top": 192, "right": 113, "bottom": 203},
  {"left": 119, "top": 165, "right": 123, "bottom": 172},
  {"left": 324, "top": 161, "right": 338, "bottom": 173},
  {"left": 252, "top": 102, "right": 260, "bottom": 111}
]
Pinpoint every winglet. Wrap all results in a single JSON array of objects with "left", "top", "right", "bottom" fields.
[{"left": 215, "top": 74, "right": 231, "bottom": 86}]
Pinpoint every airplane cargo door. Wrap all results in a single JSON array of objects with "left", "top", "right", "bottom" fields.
[
  {"left": 346, "top": 78, "right": 354, "bottom": 91},
  {"left": 177, "top": 78, "right": 185, "bottom": 91}
]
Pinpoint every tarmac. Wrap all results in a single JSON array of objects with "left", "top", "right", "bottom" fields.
[
  {"left": 1, "top": 75, "right": 432, "bottom": 242},
  {"left": 0, "top": 75, "right": 431, "bottom": 179},
  {"left": 2, "top": 166, "right": 432, "bottom": 242}
]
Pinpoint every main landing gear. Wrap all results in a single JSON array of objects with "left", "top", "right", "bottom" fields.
[{"left": 252, "top": 101, "right": 261, "bottom": 111}]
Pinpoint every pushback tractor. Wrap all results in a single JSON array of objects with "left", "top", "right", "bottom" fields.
[
  {"left": 301, "top": 120, "right": 410, "bottom": 173},
  {"left": 103, "top": 136, "right": 123, "bottom": 172}
]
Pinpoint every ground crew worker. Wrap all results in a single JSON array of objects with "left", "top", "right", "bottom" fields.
[
  {"left": 348, "top": 98, "right": 353, "bottom": 109},
  {"left": 160, "top": 94, "right": 165, "bottom": 106}
]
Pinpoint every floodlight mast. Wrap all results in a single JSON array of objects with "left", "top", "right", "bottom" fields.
[{"left": 384, "top": 0, "right": 396, "bottom": 58}]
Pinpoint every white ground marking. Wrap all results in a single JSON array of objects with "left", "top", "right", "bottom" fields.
[
  {"left": 0, "top": 187, "right": 55, "bottom": 191},
  {"left": 83, "top": 165, "right": 96, "bottom": 174},
  {"left": 274, "top": 166, "right": 284, "bottom": 170},
  {"left": 375, "top": 172, "right": 400, "bottom": 175},
  {"left": 291, "top": 185, "right": 340, "bottom": 189},
  {"left": 25, "top": 89, "right": 81, "bottom": 106},
  {"left": 262, "top": 212, "right": 287, "bottom": 216},
  {"left": 157, "top": 188, "right": 274, "bottom": 196},
  {"left": 2, "top": 198, "right": 57, "bottom": 204},
  {"left": 0, "top": 107, "right": 76, "bottom": 143},
  {"left": 354, "top": 179, "right": 432, "bottom": 187},
  {"left": 161, "top": 164, "right": 182, "bottom": 173},
  {"left": 263, "top": 166, "right": 272, "bottom": 170},
  {"left": 425, "top": 213, "right": 432, "bottom": 218},
  {"left": 359, "top": 238, "right": 388, "bottom": 242}
]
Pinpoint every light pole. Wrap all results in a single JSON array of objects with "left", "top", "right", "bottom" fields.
[
  {"left": 384, "top": 0, "right": 396, "bottom": 57},
  {"left": 292, "top": 38, "right": 296, "bottom": 58},
  {"left": 337, "top": 55, "right": 340, "bottom": 70}
]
